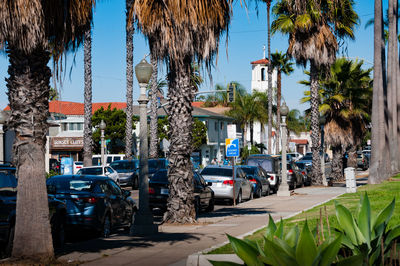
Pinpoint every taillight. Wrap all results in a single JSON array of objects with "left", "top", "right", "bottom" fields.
[
  {"left": 269, "top": 175, "right": 274, "bottom": 181},
  {"left": 249, "top": 178, "right": 257, "bottom": 184},
  {"left": 302, "top": 171, "right": 306, "bottom": 175},
  {"left": 223, "top": 180, "right": 234, "bottom": 186},
  {"left": 149, "top": 187, "right": 155, "bottom": 194},
  {"left": 288, "top": 169, "right": 293, "bottom": 174},
  {"left": 74, "top": 197, "right": 98, "bottom": 203}
]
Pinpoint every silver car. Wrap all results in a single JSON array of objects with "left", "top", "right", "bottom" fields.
[{"left": 201, "top": 165, "right": 253, "bottom": 204}]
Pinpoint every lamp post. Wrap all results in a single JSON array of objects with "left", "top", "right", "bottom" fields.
[
  {"left": 132, "top": 58, "right": 158, "bottom": 235},
  {"left": 100, "top": 120, "right": 106, "bottom": 166},
  {"left": 0, "top": 111, "right": 6, "bottom": 163},
  {"left": 277, "top": 102, "right": 290, "bottom": 196},
  {"left": 319, "top": 115, "right": 328, "bottom": 186}
]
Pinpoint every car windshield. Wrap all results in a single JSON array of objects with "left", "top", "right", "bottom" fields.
[
  {"left": 0, "top": 173, "right": 17, "bottom": 189},
  {"left": 240, "top": 167, "right": 256, "bottom": 175},
  {"left": 302, "top": 156, "right": 312, "bottom": 161},
  {"left": 148, "top": 159, "right": 167, "bottom": 169},
  {"left": 151, "top": 170, "right": 168, "bottom": 182},
  {"left": 357, "top": 153, "right": 363, "bottom": 158},
  {"left": 110, "top": 161, "right": 137, "bottom": 172},
  {"left": 47, "top": 178, "right": 94, "bottom": 192},
  {"left": 74, "top": 162, "right": 83, "bottom": 166},
  {"left": 247, "top": 158, "right": 274, "bottom": 172},
  {"left": 77, "top": 167, "right": 103, "bottom": 175},
  {"left": 201, "top": 167, "right": 233, "bottom": 177},
  {"left": 296, "top": 162, "right": 306, "bottom": 170}
]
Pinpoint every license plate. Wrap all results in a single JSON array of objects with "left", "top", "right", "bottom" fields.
[{"left": 160, "top": 188, "right": 169, "bottom": 195}]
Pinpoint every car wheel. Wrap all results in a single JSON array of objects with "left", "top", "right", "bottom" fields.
[
  {"left": 237, "top": 190, "right": 242, "bottom": 204},
  {"left": 265, "top": 185, "right": 270, "bottom": 196},
  {"left": 206, "top": 198, "right": 214, "bottom": 212},
  {"left": 5, "top": 224, "right": 15, "bottom": 256},
  {"left": 291, "top": 181, "right": 296, "bottom": 190},
  {"left": 249, "top": 188, "right": 254, "bottom": 200},
  {"left": 128, "top": 210, "right": 137, "bottom": 234},
  {"left": 102, "top": 215, "right": 112, "bottom": 238},
  {"left": 256, "top": 187, "right": 262, "bottom": 198},
  {"left": 194, "top": 198, "right": 200, "bottom": 218},
  {"left": 132, "top": 177, "right": 138, "bottom": 190}
]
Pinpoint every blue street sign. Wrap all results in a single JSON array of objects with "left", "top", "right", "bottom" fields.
[{"left": 226, "top": 138, "right": 240, "bottom": 157}]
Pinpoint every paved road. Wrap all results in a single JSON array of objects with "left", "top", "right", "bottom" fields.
[{"left": 57, "top": 170, "right": 368, "bottom": 266}]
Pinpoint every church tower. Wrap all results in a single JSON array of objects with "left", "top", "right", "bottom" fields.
[{"left": 250, "top": 46, "right": 277, "bottom": 93}]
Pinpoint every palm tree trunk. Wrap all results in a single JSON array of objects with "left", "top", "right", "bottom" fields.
[
  {"left": 7, "top": 47, "right": 54, "bottom": 258},
  {"left": 250, "top": 121, "right": 254, "bottom": 145},
  {"left": 331, "top": 145, "right": 344, "bottom": 182},
  {"left": 164, "top": 58, "right": 196, "bottom": 223},
  {"left": 125, "top": 0, "right": 134, "bottom": 160},
  {"left": 149, "top": 53, "right": 159, "bottom": 159},
  {"left": 243, "top": 124, "right": 248, "bottom": 149},
  {"left": 310, "top": 62, "right": 322, "bottom": 185},
  {"left": 275, "top": 69, "right": 282, "bottom": 154},
  {"left": 370, "top": 0, "right": 388, "bottom": 184},
  {"left": 83, "top": 29, "right": 93, "bottom": 167},
  {"left": 388, "top": 0, "right": 399, "bottom": 173},
  {"left": 267, "top": 1, "right": 273, "bottom": 154},
  {"left": 347, "top": 146, "right": 357, "bottom": 168}
]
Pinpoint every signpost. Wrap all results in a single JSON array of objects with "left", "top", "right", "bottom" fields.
[{"left": 226, "top": 138, "right": 239, "bottom": 205}]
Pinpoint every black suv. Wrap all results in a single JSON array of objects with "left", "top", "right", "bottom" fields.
[{"left": 0, "top": 172, "right": 66, "bottom": 255}]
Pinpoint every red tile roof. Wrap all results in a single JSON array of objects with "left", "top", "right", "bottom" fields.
[
  {"left": 192, "top": 102, "right": 205, "bottom": 108},
  {"left": 289, "top": 139, "right": 308, "bottom": 145},
  {"left": 4, "top": 100, "right": 127, "bottom": 115},
  {"left": 250, "top": 58, "right": 269, "bottom": 65}
]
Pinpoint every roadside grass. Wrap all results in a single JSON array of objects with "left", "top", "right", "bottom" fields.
[{"left": 207, "top": 174, "right": 400, "bottom": 254}]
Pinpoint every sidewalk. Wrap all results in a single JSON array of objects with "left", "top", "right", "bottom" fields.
[{"left": 58, "top": 176, "right": 366, "bottom": 266}]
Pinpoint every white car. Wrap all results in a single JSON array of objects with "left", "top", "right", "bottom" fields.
[
  {"left": 287, "top": 152, "right": 303, "bottom": 161},
  {"left": 73, "top": 161, "right": 83, "bottom": 174},
  {"left": 76, "top": 166, "right": 119, "bottom": 183}
]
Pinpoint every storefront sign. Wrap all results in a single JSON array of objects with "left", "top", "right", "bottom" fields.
[{"left": 51, "top": 137, "right": 83, "bottom": 150}]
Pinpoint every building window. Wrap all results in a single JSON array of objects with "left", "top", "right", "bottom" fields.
[
  {"left": 69, "top": 123, "right": 74, "bottom": 131},
  {"left": 215, "top": 121, "right": 218, "bottom": 131},
  {"left": 261, "top": 68, "right": 265, "bottom": 81},
  {"left": 62, "top": 123, "right": 68, "bottom": 131},
  {"left": 220, "top": 122, "right": 224, "bottom": 130},
  {"left": 77, "top": 123, "right": 83, "bottom": 131}
]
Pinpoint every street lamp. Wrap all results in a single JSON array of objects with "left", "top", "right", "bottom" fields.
[
  {"left": 0, "top": 111, "right": 6, "bottom": 163},
  {"left": 319, "top": 115, "right": 328, "bottom": 186},
  {"left": 100, "top": 120, "right": 106, "bottom": 166},
  {"left": 131, "top": 58, "right": 158, "bottom": 235},
  {"left": 277, "top": 102, "right": 290, "bottom": 196}
]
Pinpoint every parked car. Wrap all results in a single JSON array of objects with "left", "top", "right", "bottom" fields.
[
  {"left": 109, "top": 160, "right": 139, "bottom": 189},
  {"left": 92, "top": 154, "right": 126, "bottom": 166},
  {"left": 73, "top": 161, "right": 83, "bottom": 174},
  {"left": 287, "top": 152, "right": 303, "bottom": 161},
  {"left": 76, "top": 166, "right": 119, "bottom": 183},
  {"left": 246, "top": 155, "right": 281, "bottom": 193},
  {"left": 201, "top": 165, "right": 253, "bottom": 204},
  {"left": 362, "top": 150, "right": 371, "bottom": 164},
  {"left": 295, "top": 162, "right": 312, "bottom": 186},
  {"left": 148, "top": 169, "right": 214, "bottom": 214},
  {"left": 0, "top": 172, "right": 66, "bottom": 255},
  {"left": 46, "top": 175, "right": 137, "bottom": 238},
  {"left": 0, "top": 165, "right": 16, "bottom": 175},
  {"left": 297, "top": 153, "right": 313, "bottom": 167},
  {"left": 237, "top": 165, "right": 271, "bottom": 198},
  {"left": 357, "top": 151, "right": 369, "bottom": 170},
  {"left": 280, "top": 161, "right": 304, "bottom": 189},
  {"left": 148, "top": 158, "right": 168, "bottom": 178}
]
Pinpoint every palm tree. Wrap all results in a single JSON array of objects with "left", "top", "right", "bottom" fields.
[
  {"left": 125, "top": 0, "right": 135, "bottom": 160},
  {"left": 0, "top": 0, "right": 94, "bottom": 258},
  {"left": 132, "top": 0, "right": 232, "bottom": 223},
  {"left": 83, "top": 28, "right": 93, "bottom": 167},
  {"left": 370, "top": 0, "right": 389, "bottom": 184},
  {"left": 203, "top": 82, "right": 246, "bottom": 107},
  {"left": 272, "top": 0, "right": 358, "bottom": 185},
  {"left": 226, "top": 93, "right": 266, "bottom": 147},
  {"left": 270, "top": 51, "right": 294, "bottom": 154},
  {"left": 301, "top": 58, "right": 372, "bottom": 181}
]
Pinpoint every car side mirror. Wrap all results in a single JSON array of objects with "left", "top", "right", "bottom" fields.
[{"left": 207, "top": 182, "right": 212, "bottom": 187}]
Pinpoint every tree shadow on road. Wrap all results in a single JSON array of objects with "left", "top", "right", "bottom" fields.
[{"left": 198, "top": 206, "right": 273, "bottom": 219}]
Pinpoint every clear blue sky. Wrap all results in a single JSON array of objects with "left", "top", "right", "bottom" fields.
[{"left": 0, "top": 1, "right": 376, "bottom": 113}]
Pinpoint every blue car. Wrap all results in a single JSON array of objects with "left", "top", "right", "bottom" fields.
[
  {"left": 46, "top": 175, "right": 137, "bottom": 238},
  {"left": 238, "top": 165, "right": 271, "bottom": 198}
]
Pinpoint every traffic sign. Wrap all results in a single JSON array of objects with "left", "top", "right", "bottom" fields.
[{"left": 226, "top": 138, "right": 239, "bottom": 157}]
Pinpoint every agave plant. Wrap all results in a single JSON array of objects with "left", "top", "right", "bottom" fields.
[
  {"left": 334, "top": 193, "right": 400, "bottom": 265},
  {"left": 210, "top": 215, "right": 361, "bottom": 266}
]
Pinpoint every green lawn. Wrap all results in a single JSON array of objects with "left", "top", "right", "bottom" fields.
[{"left": 207, "top": 175, "right": 400, "bottom": 254}]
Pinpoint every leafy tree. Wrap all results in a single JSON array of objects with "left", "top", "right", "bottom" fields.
[
  {"left": 272, "top": 0, "right": 358, "bottom": 185},
  {"left": 157, "top": 117, "right": 207, "bottom": 151},
  {"left": 49, "top": 87, "right": 59, "bottom": 101},
  {"left": 92, "top": 105, "right": 138, "bottom": 154},
  {"left": 0, "top": 0, "right": 94, "bottom": 258}
]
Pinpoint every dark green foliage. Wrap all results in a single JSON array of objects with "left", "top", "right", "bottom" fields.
[
  {"left": 92, "top": 104, "right": 137, "bottom": 154},
  {"left": 157, "top": 117, "right": 207, "bottom": 151}
]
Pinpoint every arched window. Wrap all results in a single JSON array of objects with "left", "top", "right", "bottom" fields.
[{"left": 261, "top": 68, "right": 265, "bottom": 81}]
